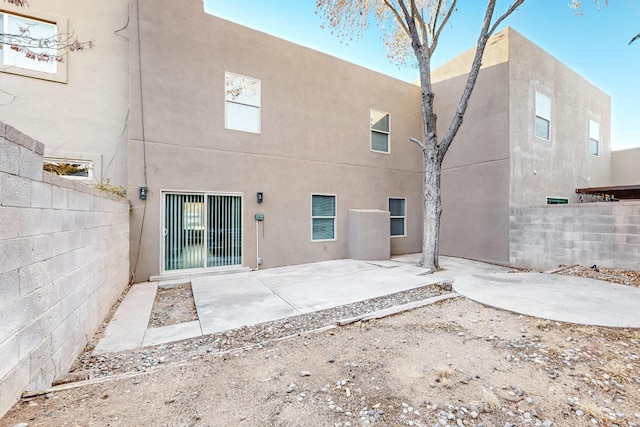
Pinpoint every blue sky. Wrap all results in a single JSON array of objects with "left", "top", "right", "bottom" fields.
[{"left": 205, "top": 1, "right": 639, "bottom": 150}]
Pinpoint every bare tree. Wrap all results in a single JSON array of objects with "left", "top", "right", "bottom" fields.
[{"left": 316, "top": 0, "right": 524, "bottom": 271}]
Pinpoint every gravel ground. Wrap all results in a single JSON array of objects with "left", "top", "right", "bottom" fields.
[
  {"left": 3, "top": 264, "right": 639, "bottom": 427},
  {"left": 70, "top": 282, "right": 454, "bottom": 379}
]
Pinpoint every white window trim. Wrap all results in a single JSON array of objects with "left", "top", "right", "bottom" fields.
[
  {"left": 589, "top": 120, "right": 600, "bottom": 157},
  {"left": 159, "top": 190, "right": 244, "bottom": 275},
  {"left": 224, "top": 71, "right": 261, "bottom": 134},
  {"left": 43, "top": 157, "right": 93, "bottom": 181},
  {"left": 370, "top": 109, "right": 390, "bottom": 154},
  {"left": 534, "top": 91, "right": 551, "bottom": 141},
  {"left": 389, "top": 197, "right": 406, "bottom": 238},
  {"left": 0, "top": 5, "right": 68, "bottom": 83},
  {"left": 310, "top": 193, "right": 337, "bottom": 242}
]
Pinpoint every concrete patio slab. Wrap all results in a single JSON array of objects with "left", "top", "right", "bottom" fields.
[
  {"left": 453, "top": 272, "right": 640, "bottom": 327},
  {"left": 142, "top": 320, "right": 203, "bottom": 347},
  {"left": 93, "top": 255, "right": 639, "bottom": 355},
  {"left": 191, "top": 275, "right": 299, "bottom": 335},
  {"left": 94, "top": 282, "right": 157, "bottom": 354}
]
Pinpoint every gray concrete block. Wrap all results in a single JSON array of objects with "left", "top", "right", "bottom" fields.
[
  {"left": 18, "top": 208, "right": 45, "bottom": 237},
  {"left": 19, "top": 147, "right": 43, "bottom": 181},
  {"left": 0, "top": 237, "right": 32, "bottom": 275},
  {"left": 0, "top": 358, "right": 30, "bottom": 418},
  {"left": 0, "top": 206, "right": 20, "bottom": 240},
  {"left": 0, "top": 139, "right": 20, "bottom": 175},
  {"left": 51, "top": 185, "right": 69, "bottom": 210},
  {"left": 1, "top": 173, "right": 31, "bottom": 207},
  {"left": 626, "top": 234, "right": 640, "bottom": 245},
  {"left": 0, "top": 334, "right": 20, "bottom": 380},
  {"left": 19, "top": 261, "right": 49, "bottom": 297},
  {"left": 0, "top": 269, "right": 19, "bottom": 310},
  {"left": 28, "top": 336, "right": 52, "bottom": 375},
  {"left": 612, "top": 243, "right": 638, "bottom": 255},
  {"left": 31, "top": 181, "right": 52, "bottom": 209}
]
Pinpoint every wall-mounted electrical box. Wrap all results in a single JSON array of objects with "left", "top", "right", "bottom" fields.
[{"left": 255, "top": 213, "right": 264, "bottom": 221}]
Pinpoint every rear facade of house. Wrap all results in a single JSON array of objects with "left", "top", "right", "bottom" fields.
[{"left": 127, "top": 0, "right": 425, "bottom": 281}]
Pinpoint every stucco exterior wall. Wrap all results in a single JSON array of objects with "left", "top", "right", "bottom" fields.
[
  {"left": 434, "top": 34, "right": 511, "bottom": 265},
  {"left": 611, "top": 148, "right": 640, "bottom": 186},
  {"left": 0, "top": 123, "right": 130, "bottom": 418},
  {"left": 510, "top": 202, "right": 640, "bottom": 271},
  {"left": 0, "top": 0, "right": 129, "bottom": 187},
  {"left": 128, "top": 0, "right": 424, "bottom": 281},
  {"left": 508, "top": 29, "right": 611, "bottom": 206}
]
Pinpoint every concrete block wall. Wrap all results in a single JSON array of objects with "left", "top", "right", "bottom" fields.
[
  {"left": 0, "top": 122, "right": 130, "bottom": 417},
  {"left": 510, "top": 202, "right": 640, "bottom": 271}
]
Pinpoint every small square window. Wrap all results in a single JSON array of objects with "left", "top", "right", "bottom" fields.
[
  {"left": 370, "top": 109, "right": 390, "bottom": 153},
  {"left": 389, "top": 197, "right": 406, "bottom": 237},
  {"left": 225, "top": 72, "right": 261, "bottom": 134},
  {"left": 311, "top": 194, "right": 336, "bottom": 241},
  {"left": 589, "top": 120, "right": 599, "bottom": 157},
  {"left": 535, "top": 92, "right": 551, "bottom": 140}
]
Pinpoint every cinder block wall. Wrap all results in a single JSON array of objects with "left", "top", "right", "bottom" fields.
[
  {"left": 510, "top": 202, "right": 640, "bottom": 271},
  {"left": 0, "top": 123, "right": 130, "bottom": 417}
]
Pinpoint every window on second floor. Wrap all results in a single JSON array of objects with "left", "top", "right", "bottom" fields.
[
  {"left": 535, "top": 92, "right": 551, "bottom": 140},
  {"left": 370, "top": 109, "right": 390, "bottom": 153},
  {"left": 589, "top": 120, "right": 600, "bottom": 157},
  {"left": 225, "top": 72, "right": 261, "bottom": 134},
  {"left": 0, "top": 12, "right": 58, "bottom": 74}
]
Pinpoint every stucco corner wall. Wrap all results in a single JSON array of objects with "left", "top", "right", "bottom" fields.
[
  {"left": 611, "top": 148, "right": 640, "bottom": 186},
  {"left": 510, "top": 202, "right": 640, "bottom": 271},
  {"left": 0, "top": 122, "right": 130, "bottom": 418}
]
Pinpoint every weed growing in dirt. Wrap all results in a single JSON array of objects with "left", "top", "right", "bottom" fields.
[
  {"left": 578, "top": 398, "right": 606, "bottom": 422},
  {"left": 481, "top": 389, "right": 500, "bottom": 412}
]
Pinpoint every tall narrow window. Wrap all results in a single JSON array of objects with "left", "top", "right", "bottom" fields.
[
  {"left": 0, "top": 12, "right": 57, "bottom": 74},
  {"left": 225, "top": 72, "right": 261, "bottom": 133},
  {"left": 311, "top": 194, "right": 336, "bottom": 241},
  {"left": 589, "top": 120, "right": 600, "bottom": 156},
  {"left": 370, "top": 109, "right": 390, "bottom": 153},
  {"left": 389, "top": 198, "right": 406, "bottom": 237},
  {"left": 535, "top": 92, "right": 551, "bottom": 140}
]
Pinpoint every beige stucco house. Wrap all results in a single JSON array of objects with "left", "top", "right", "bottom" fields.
[
  {"left": 1, "top": 0, "right": 617, "bottom": 281},
  {"left": 125, "top": 0, "right": 615, "bottom": 281},
  {"left": 128, "top": 0, "right": 425, "bottom": 281},
  {"left": 0, "top": 0, "right": 129, "bottom": 187},
  {"left": 434, "top": 28, "right": 612, "bottom": 265}
]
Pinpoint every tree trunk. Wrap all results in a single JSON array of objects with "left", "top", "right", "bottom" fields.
[{"left": 418, "top": 147, "right": 443, "bottom": 271}]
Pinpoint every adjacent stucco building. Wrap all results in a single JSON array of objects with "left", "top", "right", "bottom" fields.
[
  {"left": 0, "top": 0, "right": 129, "bottom": 187},
  {"left": 434, "top": 28, "right": 611, "bottom": 265}
]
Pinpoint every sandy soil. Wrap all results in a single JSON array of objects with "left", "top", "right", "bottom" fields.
[
  {"left": 3, "top": 293, "right": 639, "bottom": 427},
  {"left": 3, "top": 266, "right": 640, "bottom": 427}
]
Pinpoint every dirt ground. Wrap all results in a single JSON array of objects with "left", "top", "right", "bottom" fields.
[{"left": 2, "top": 266, "right": 640, "bottom": 427}]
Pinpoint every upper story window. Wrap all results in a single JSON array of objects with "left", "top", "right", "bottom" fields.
[
  {"left": 0, "top": 7, "right": 67, "bottom": 82},
  {"left": 225, "top": 72, "right": 261, "bottom": 134},
  {"left": 389, "top": 197, "right": 406, "bottom": 237},
  {"left": 370, "top": 109, "right": 390, "bottom": 153},
  {"left": 311, "top": 194, "right": 336, "bottom": 241},
  {"left": 589, "top": 120, "right": 600, "bottom": 157},
  {"left": 534, "top": 92, "right": 551, "bottom": 140}
]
